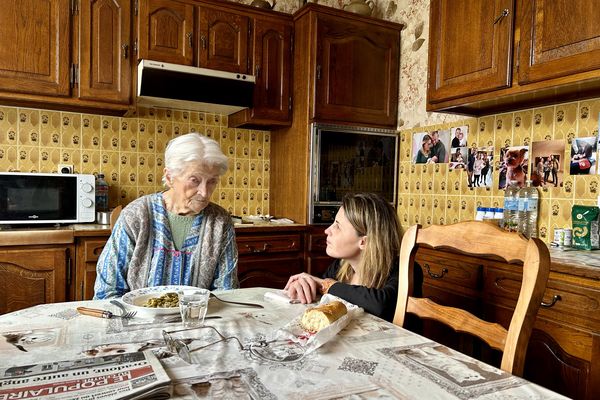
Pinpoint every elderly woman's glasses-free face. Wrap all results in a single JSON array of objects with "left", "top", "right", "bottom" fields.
[{"left": 161, "top": 325, "right": 305, "bottom": 364}]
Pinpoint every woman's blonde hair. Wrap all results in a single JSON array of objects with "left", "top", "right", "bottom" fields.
[{"left": 335, "top": 192, "right": 400, "bottom": 288}]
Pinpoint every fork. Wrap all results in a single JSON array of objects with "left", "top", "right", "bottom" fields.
[
  {"left": 110, "top": 299, "right": 137, "bottom": 318},
  {"left": 77, "top": 307, "right": 137, "bottom": 319},
  {"left": 210, "top": 292, "right": 264, "bottom": 308}
]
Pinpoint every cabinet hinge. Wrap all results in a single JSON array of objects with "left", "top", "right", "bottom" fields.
[
  {"left": 71, "top": 64, "right": 79, "bottom": 87},
  {"left": 289, "top": 96, "right": 292, "bottom": 111},
  {"left": 133, "top": 39, "right": 138, "bottom": 56},
  {"left": 70, "top": 0, "right": 79, "bottom": 16},
  {"left": 290, "top": 36, "right": 294, "bottom": 55},
  {"left": 515, "top": 40, "right": 520, "bottom": 73},
  {"left": 134, "top": 0, "right": 139, "bottom": 17}
]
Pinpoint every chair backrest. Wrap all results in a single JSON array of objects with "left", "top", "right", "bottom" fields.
[
  {"left": 110, "top": 205, "right": 122, "bottom": 230},
  {"left": 393, "top": 221, "right": 550, "bottom": 376}
]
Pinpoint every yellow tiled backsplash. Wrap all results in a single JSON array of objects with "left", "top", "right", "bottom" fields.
[
  {"left": 0, "top": 106, "right": 270, "bottom": 216},
  {"left": 398, "top": 98, "right": 600, "bottom": 243}
]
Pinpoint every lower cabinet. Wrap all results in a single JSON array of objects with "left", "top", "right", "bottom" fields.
[
  {"left": 414, "top": 247, "right": 600, "bottom": 400},
  {"left": 236, "top": 226, "right": 305, "bottom": 288},
  {"left": 74, "top": 236, "right": 108, "bottom": 301},
  {"left": 0, "top": 245, "right": 72, "bottom": 314},
  {"left": 305, "top": 225, "right": 334, "bottom": 277}
]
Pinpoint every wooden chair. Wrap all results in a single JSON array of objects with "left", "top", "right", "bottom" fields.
[
  {"left": 109, "top": 205, "right": 122, "bottom": 230},
  {"left": 394, "top": 221, "right": 550, "bottom": 376}
]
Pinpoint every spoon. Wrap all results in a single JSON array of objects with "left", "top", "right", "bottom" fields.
[{"left": 210, "top": 292, "right": 264, "bottom": 308}]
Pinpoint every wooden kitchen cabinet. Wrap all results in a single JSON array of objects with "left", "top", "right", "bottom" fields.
[
  {"left": 413, "top": 247, "right": 600, "bottom": 400},
  {"left": 78, "top": 0, "right": 132, "bottom": 104},
  {"left": 74, "top": 236, "right": 108, "bottom": 301},
  {"left": 0, "top": 0, "right": 71, "bottom": 97},
  {"left": 426, "top": 0, "right": 513, "bottom": 104},
  {"left": 0, "top": 0, "right": 132, "bottom": 115},
  {"left": 138, "top": 0, "right": 250, "bottom": 74},
  {"left": 197, "top": 4, "right": 250, "bottom": 74},
  {"left": 137, "top": 0, "right": 195, "bottom": 65},
  {"left": 311, "top": 11, "right": 400, "bottom": 127},
  {"left": 427, "top": 0, "right": 600, "bottom": 115},
  {"left": 229, "top": 14, "right": 293, "bottom": 128},
  {"left": 427, "top": 0, "right": 600, "bottom": 116},
  {"left": 517, "top": 0, "right": 600, "bottom": 85},
  {"left": 235, "top": 225, "right": 304, "bottom": 289},
  {"left": 270, "top": 4, "right": 402, "bottom": 224},
  {"left": 0, "top": 246, "right": 72, "bottom": 315},
  {"left": 304, "top": 225, "right": 333, "bottom": 277}
]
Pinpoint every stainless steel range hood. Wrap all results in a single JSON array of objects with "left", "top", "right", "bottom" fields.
[{"left": 137, "top": 60, "right": 255, "bottom": 115}]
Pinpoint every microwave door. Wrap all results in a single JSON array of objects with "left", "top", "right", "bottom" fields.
[{"left": 0, "top": 175, "right": 77, "bottom": 222}]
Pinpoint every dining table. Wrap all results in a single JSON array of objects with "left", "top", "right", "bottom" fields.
[{"left": 0, "top": 287, "right": 568, "bottom": 399}]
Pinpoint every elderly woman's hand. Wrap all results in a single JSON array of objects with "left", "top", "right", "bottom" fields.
[{"left": 284, "top": 272, "right": 323, "bottom": 304}]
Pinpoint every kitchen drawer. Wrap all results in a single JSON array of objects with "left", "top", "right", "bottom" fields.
[
  {"left": 307, "top": 232, "right": 327, "bottom": 253},
  {"left": 485, "top": 267, "right": 600, "bottom": 328},
  {"left": 236, "top": 234, "right": 302, "bottom": 256},
  {"left": 415, "top": 248, "right": 483, "bottom": 290},
  {"left": 83, "top": 239, "right": 107, "bottom": 263}
]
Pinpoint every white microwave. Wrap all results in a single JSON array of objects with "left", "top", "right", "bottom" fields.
[{"left": 0, "top": 172, "right": 96, "bottom": 225}]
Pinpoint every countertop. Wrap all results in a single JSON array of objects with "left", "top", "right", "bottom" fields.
[{"left": 0, "top": 222, "right": 306, "bottom": 246}]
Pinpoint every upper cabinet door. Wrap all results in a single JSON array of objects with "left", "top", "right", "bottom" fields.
[
  {"left": 250, "top": 18, "right": 292, "bottom": 123},
  {"left": 138, "top": 0, "right": 194, "bottom": 65},
  {"left": 427, "top": 0, "right": 514, "bottom": 103},
  {"left": 314, "top": 14, "right": 400, "bottom": 127},
  {"left": 518, "top": 0, "right": 600, "bottom": 84},
  {"left": 0, "top": 0, "right": 70, "bottom": 96},
  {"left": 79, "top": 0, "right": 131, "bottom": 104},
  {"left": 197, "top": 6, "right": 249, "bottom": 74}
]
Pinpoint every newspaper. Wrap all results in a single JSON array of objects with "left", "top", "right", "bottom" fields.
[{"left": 0, "top": 351, "right": 170, "bottom": 400}]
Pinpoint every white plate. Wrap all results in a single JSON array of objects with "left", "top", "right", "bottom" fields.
[{"left": 121, "top": 285, "right": 199, "bottom": 317}]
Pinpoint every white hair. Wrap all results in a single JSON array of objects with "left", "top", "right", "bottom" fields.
[{"left": 162, "top": 133, "right": 228, "bottom": 185}]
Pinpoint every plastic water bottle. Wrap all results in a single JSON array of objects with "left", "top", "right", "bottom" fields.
[
  {"left": 494, "top": 208, "right": 504, "bottom": 220},
  {"left": 503, "top": 180, "right": 520, "bottom": 232},
  {"left": 475, "top": 207, "right": 486, "bottom": 221},
  {"left": 517, "top": 180, "right": 539, "bottom": 238},
  {"left": 95, "top": 173, "right": 109, "bottom": 212},
  {"left": 483, "top": 208, "right": 495, "bottom": 220}
]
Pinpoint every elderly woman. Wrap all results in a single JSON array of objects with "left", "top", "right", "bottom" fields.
[
  {"left": 284, "top": 192, "right": 419, "bottom": 322},
  {"left": 94, "top": 133, "right": 238, "bottom": 299}
]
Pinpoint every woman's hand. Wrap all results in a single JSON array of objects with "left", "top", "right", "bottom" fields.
[{"left": 284, "top": 273, "right": 323, "bottom": 304}]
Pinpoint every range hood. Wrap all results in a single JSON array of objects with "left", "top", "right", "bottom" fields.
[{"left": 137, "top": 60, "right": 255, "bottom": 115}]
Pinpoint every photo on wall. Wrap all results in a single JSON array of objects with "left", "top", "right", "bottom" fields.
[
  {"left": 470, "top": 146, "right": 494, "bottom": 188},
  {"left": 569, "top": 136, "right": 597, "bottom": 175},
  {"left": 449, "top": 147, "right": 468, "bottom": 171},
  {"left": 412, "top": 130, "right": 451, "bottom": 164},
  {"left": 530, "top": 140, "right": 564, "bottom": 188},
  {"left": 450, "top": 125, "right": 468, "bottom": 148},
  {"left": 498, "top": 145, "right": 529, "bottom": 189}
]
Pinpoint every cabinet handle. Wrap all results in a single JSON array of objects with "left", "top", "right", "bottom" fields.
[
  {"left": 201, "top": 35, "right": 207, "bottom": 49},
  {"left": 122, "top": 44, "right": 129, "bottom": 59},
  {"left": 424, "top": 263, "right": 448, "bottom": 279},
  {"left": 316, "top": 64, "right": 321, "bottom": 80},
  {"left": 541, "top": 294, "right": 561, "bottom": 308},
  {"left": 245, "top": 243, "right": 270, "bottom": 253},
  {"left": 255, "top": 65, "right": 260, "bottom": 78},
  {"left": 186, "top": 32, "right": 193, "bottom": 48},
  {"left": 493, "top": 9, "right": 509, "bottom": 24}
]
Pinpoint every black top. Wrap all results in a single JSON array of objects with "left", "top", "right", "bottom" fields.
[{"left": 323, "top": 258, "right": 419, "bottom": 322}]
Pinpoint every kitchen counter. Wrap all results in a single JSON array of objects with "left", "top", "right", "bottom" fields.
[{"left": 0, "top": 224, "right": 111, "bottom": 246}]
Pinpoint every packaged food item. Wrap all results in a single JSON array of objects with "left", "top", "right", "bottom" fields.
[
  {"left": 571, "top": 205, "right": 600, "bottom": 250},
  {"left": 300, "top": 301, "right": 347, "bottom": 333}
]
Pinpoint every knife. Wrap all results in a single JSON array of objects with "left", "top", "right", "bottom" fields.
[{"left": 77, "top": 306, "right": 116, "bottom": 319}]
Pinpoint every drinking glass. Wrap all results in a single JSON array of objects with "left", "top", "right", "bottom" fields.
[{"left": 178, "top": 288, "right": 209, "bottom": 328}]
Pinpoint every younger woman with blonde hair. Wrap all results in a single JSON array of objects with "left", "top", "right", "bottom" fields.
[{"left": 284, "top": 192, "right": 406, "bottom": 321}]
